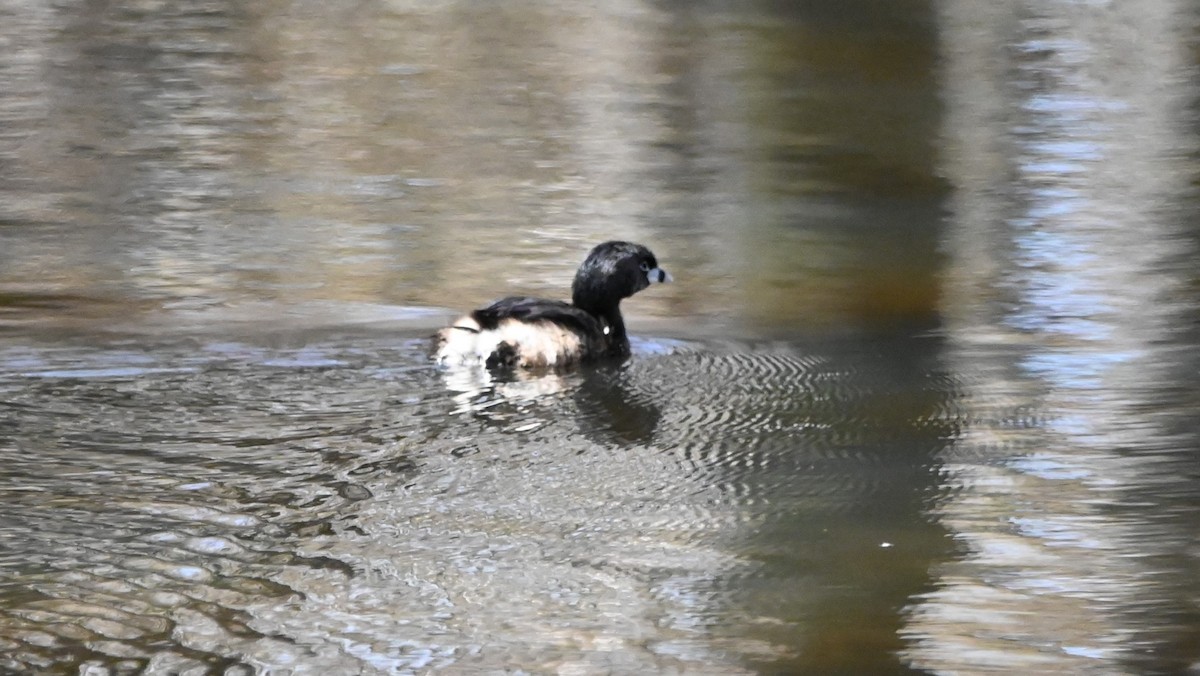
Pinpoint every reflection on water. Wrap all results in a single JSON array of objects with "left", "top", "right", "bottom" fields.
[
  {"left": 919, "top": 1, "right": 1200, "bottom": 673},
  {"left": 2, "top": 0, "right": 1200, "bottom": 673}
]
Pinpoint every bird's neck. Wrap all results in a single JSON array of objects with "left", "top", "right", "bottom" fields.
[
  {"left": 575, "top": 295, "right": 629, "bottom": 355},
  {"left": 601, "top": 308, "right": 628, "bottom": 354}
]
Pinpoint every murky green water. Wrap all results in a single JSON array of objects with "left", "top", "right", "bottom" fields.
[{"left": 2, "top": 1, "right": 1200, "bottom": 674}]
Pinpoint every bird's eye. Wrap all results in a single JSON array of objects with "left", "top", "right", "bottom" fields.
[{"left": 639, "top": 262, "right": 651, "bottom": 272}]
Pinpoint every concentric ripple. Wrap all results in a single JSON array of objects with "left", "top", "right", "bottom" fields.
[{"left": 590, "top": 340, "right": 965, "bottom": 521}]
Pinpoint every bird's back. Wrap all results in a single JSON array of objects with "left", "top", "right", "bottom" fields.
[{"left": 435, "top": 296, "right": 608, "bottom": 368}]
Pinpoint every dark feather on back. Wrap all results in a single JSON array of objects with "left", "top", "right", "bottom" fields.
[{"left": 471, "top": 296, "right": 605, "bottom": 336}]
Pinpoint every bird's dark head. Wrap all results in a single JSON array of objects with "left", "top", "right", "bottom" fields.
[{"left": 571, "top": 241, "right": 671, "bottom": 316}]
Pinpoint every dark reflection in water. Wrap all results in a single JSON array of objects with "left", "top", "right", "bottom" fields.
[
  {"left": 2, "top": 0, "right": 1200, "bottom": 674},
  {"left": 573, "top": 360, "right": 665, "bottom": 446}
]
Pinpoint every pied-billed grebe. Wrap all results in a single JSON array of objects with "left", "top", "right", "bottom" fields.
[{"left": 435, "top": 241, "right": 671, "bottom": 368}]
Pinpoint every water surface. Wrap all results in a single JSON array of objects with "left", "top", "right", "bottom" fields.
[{"left": 2, "top": 1, "right": 1200, "bottom": 674}]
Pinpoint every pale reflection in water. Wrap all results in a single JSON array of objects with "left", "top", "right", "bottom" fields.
[
  {"left": 439, "top": 337, "right": 681, "bottom": 444},
  {"left": 910, "top": 1, "right": 1200, "bottom": 673}
]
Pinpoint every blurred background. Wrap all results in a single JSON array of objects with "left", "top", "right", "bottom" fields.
[{"left": 2, "top": 0, "right": 1200, "bottom": 673}]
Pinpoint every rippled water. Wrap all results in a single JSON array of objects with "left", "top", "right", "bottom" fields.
[
  {"left": 3, "top": 0, "right": 1200, "bottom": 674},
  {"left": 0, "top": 330, "right": 957, "bottom": 673}
]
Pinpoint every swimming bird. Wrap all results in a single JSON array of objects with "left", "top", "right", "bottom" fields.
[{"left": 435, "top": 241, "right": 671, "bottom": 369}]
